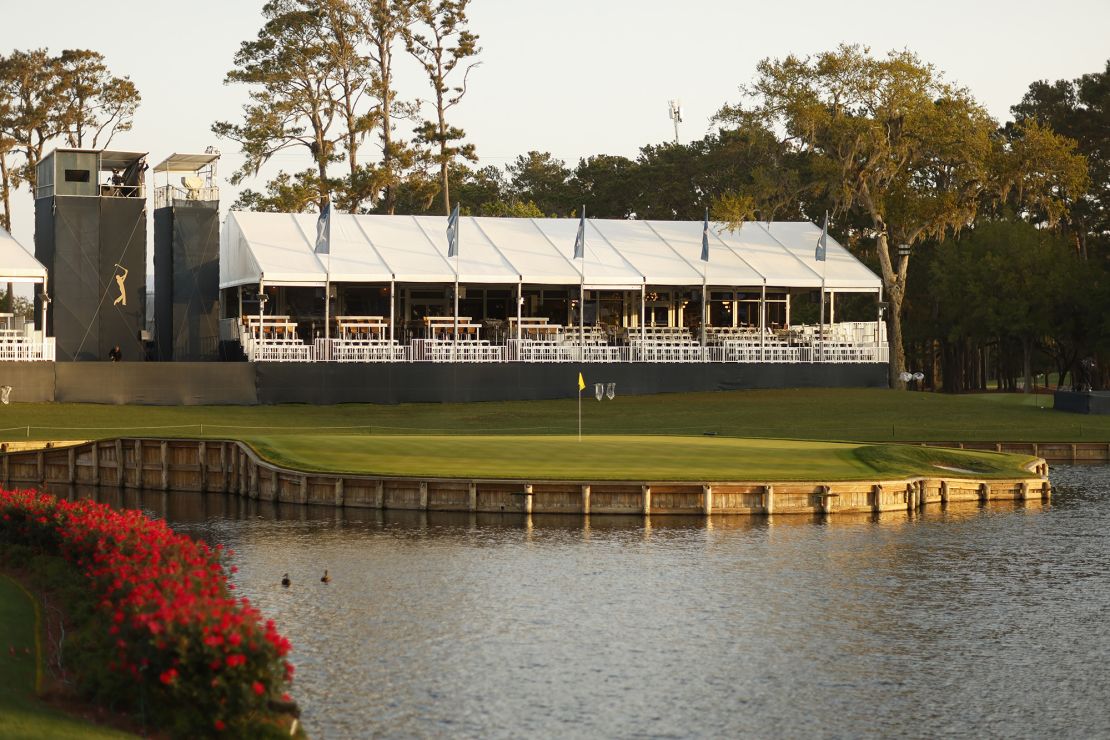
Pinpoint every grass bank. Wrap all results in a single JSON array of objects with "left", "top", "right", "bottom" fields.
[
  {"left": 246, "top": 434, "right": 1036, "bottom": 481},
  {"left": 0, "top": 389, "right": 1104, "bottom": 443},
  {"left": 0, "top": 575, "right": 133, "bottom": 739}
]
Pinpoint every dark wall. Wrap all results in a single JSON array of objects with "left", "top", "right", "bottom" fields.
[
  {"left": 35, "top": 196, "right": 146, "bottom": 361},
  {"left": 55, "top": 362, "right": 256, "bottom": 405},
  {"left": 172, "top": 202, "right": 220, "bottom": 361},
  {"left": 0, "top": 363, "right": 56, "bottom": 403},
  {"left": 98, "top": 198, "right": 147, "bottom": 362},
  {"left": 153, "top": 208, "right": 173, "bottom": 360},
  {"left": 23, "top": 361, "right": 886, "bottom": 406},
  {"left": 1055, "top": 390, "right": 1110, "bottom": 415},
  {"left": 254, "top": 362, "right": 888, "bottom": 405}
]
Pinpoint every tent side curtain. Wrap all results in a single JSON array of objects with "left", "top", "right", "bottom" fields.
[
  {"left": 0, "top": 227, "right": 48, "bottom": 283},
  {"left": 219, "top": 212, "right": 883, "bottom": 291}
]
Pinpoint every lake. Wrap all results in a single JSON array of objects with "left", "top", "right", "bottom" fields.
[{"left": 56, "top": 465, "right": 1110, "bottom": 738}]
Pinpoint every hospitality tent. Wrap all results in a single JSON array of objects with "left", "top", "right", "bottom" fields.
[
  {"left": 221, "top": 213, "right": 880, "bottom": 291},
  {"left": 0, "top": 227, "right": 49, "bottom": 284}
]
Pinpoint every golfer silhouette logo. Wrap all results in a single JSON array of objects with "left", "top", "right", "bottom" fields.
[{"left": 112, "top": 264, "right": 128, "bottom": 307}]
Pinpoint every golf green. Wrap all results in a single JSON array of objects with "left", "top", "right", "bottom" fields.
[{"left": 245, "top": 434, "right": 1036, "bottom": 481}]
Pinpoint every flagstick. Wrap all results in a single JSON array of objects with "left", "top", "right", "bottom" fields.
[
  {"left": 454, "top": 252, "right": 459, "bottom": 362},
  {"left": 578, "top": 384, "right": 582, "bottom": 442}
]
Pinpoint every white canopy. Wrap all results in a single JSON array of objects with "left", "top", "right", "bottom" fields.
[
  {"left": 0, "top": 227, "right": 47, "bottom": 283},
  {"left": 221, "top": 212, "right": 881, "bottom": 292}
]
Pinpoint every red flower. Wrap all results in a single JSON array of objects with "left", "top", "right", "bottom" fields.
[
  {"left": 214, "top": 719, "right": 226, "bottom": 731},
  {"left": 252, "top": 681, "right": 265, "bottom": 696},
  {"left": 159, "top": 668, "right": 178, "bottom": 685}
]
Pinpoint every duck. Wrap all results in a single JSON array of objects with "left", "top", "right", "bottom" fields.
[
  {"left": 281, "top": 573, "right": 291, "bottom": 588},
  {"left": 320, "top": 570, "right": 331, "bottom": 584}
]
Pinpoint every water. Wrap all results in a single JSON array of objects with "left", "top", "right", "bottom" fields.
[{"left": 56, "top": 466, "right": 1110, "bottom": 738}]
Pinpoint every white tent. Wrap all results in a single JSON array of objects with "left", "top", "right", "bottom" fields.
[
  {"left": 220, "top": 212, "right": 881, "bottom": 292},
  {"left": 0, "top": 227, "right": 48, "bottom": 284}
]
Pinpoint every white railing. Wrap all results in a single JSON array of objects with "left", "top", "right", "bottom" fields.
[
  {"left": 154, "top": 184, "right": 220, "bottom": 209},
  {"left": 411, "top": 339, "right": 505, "bottom": 363},
  {"left": 507, "top": 340, "right": 630, "bottom": 363},
  {"left": 0, "top": 338, "right": 54, "bottom": 361},
  {"left": 247, "top": 340, "right": 315, "bottom": 362},
  {"left": 632, "top": 342, "right": 705, "bottom": 363},
  {"left": 315, "top": 338, "right": 407, "bottom": 363},
  {"left": 232, "top": 323, "right": 887, "bottom": 364}
]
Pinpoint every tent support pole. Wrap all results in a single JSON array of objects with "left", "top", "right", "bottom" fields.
[
  {"left": 700, "top": 266, "right": 707, "bottom": 350},
  {"left": 877, "top": 285, "right": 883, "bottom": 352},
  {"left": 516, "top": 279, "right": 522, "bottom": 341},
  {"left": 640, "top": 283, "right": 646, "bottom": 360},
  {"left": 389, "top": 278, "right": 395, "bottom": 344},
  {"left": 760, "top": 283, "right": 766, "bottom": 362}
]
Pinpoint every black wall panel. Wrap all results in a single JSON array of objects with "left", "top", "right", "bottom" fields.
[
  {"left": 0, "top": 362, "right": 56, "bottom": 402},
  {"left": 97, "top": 198, "right": 146, "bottom": 362},
  {"left": 55, "top": 362, "right": 257, "bottom": 405},
  {"left": 153, "top": 208, "right": 173, "bottom": 360},
  {"left": 49, "top": 197, "right": 100, "bottom": 361},
  {"left": 172, "top": 202, "right": 220, "bottom": 361}
]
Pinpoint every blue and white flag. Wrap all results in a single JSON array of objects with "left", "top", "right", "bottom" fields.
[
  {"left": 573, "top": 206, "right": 586, "bottom": 260},
  {"left": 701, "top": 207, "right": 710, "bottom": 262},
  {"left": 315, "top": 200, "right": 331, "bottom": 255},
  {"left": 815, "top": 211, "right": 828, "bottom": 262},
  {"left": 447, "top": 204, "right": 460, "bottom": 258}
]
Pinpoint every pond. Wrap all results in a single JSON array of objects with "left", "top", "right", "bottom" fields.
[{"left": 51, "top": 465, "right": 1110, "bottom": 738}]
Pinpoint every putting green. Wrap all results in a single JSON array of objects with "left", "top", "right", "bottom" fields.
[{"left": 245, "top": 434, "right": 1036, "bottom": 481}]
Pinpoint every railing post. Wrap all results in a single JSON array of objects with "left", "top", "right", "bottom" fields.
[{"left": 160, "top": 442, "right": 170, "bottom": 491}]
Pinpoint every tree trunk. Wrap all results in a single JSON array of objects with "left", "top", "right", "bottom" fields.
[
  {"left": 0, "top": 152, "right": 11, "bottom": 232},
  {"left": 1021, "top": 336, "right": 1033, "bottom": 394},
  {"left": 884, "top": 287, "right": 906, "bottom": 388}
]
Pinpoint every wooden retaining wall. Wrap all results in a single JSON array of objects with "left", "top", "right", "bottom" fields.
[
  {"left": 0, "top": 439, "right": 1051, "bottom": 517},
  {"left": 921, "top": 441, "right": 1110, "bottom": 464}
]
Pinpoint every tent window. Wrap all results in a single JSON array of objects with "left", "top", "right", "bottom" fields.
[{"left": 64, "top": 169, "right": 91, "bottom": 183}]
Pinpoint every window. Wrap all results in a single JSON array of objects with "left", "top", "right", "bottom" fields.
[{"left": 64, "top": 169, "right": 90, "bottom": 183}]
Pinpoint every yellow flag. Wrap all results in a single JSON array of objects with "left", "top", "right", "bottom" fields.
[{"left": 577, "top": 372, "right": 585, "bottom": 391}]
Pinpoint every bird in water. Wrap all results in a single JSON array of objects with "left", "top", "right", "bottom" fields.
[
  {"left": 320, "top": 570, "right": 331, "bottom": 584},
  {"left": 281, "top": 573, "right": 291, "bottom": 588}
]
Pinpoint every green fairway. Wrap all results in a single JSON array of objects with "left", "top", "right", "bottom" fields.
[
  {"left": 0, "top": 575, "right": 134, "bottom": 739},
  {"left": 246, "top": 434, "right": 1036, "bottom": 481},
  {"left": 0, "top": 388, "right": 1103, "bottom": 443}
]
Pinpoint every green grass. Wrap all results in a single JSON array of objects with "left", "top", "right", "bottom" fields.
[
  {"left": 0, "top": 388, "right": 1103, "bottom": 443},
  {"left": 246, "top": 434, "right": 1036, "bottom": 481},
  {"left": 0, "top": 575, "right": 133, "bottom": 739}
]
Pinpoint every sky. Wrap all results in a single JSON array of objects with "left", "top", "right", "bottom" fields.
[{"left": 1, "top": 0, "right": 1108, "bottom": 255}]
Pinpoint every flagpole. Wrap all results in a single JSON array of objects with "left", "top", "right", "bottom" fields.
[
  {"left": 324, "top": 210, "right": 331, "bottom": 343},
  {"left": 578, "top": 384, "right": 582, "bottom": 442}
]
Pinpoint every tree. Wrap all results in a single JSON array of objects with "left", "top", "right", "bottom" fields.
[
  {"left": 231, "top": 169, "right": 325, "bottom": 213},
  {"left": 1010, "top": 59, "right": 1110, "bottom": 259},
  {"left": 0, "top": 48, "right": 140, "bottom": 229},
  {"left": 0, "top": 49, "right": 66, "bottom": 195},
  {"left": 214, "top": 0, "right": 345, "bottom": 211},
  {"left": 356, "top": 0, "right": 420, "bottom": 214},
  {"left": 715, "top": 44, "right": 1087, "bottom": 388},
  {"left": 404, "top": 0, "right": 480, "bottom": 214},
  {"left": 56, "top": 49, "right": 140, "bottom": 149},
  {"left": 506, "top": 151, "right": 579, "bottom": 216}
]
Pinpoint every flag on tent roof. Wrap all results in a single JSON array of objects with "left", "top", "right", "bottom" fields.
[
  {"left": 815, "top": 211, "right": 828, "bottom": 262},
  {"left": 577, "top": 372, "right": 585, "bottom": 392},
  {"left": 315, "top": 201, "right": 331, "bottom": 255},
  {"left": 701, "top": 207, "right": 710, "bottom": 262},
  {"left": 447, "top": 203, "right": 460, "bottom": 258},
  {"left": 573, "top": 206, "right": 586, "bottom": 260}
]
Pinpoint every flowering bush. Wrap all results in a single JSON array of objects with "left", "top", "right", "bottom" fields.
[{"left": 0, "top": 488, "right": 297, "bottom": 738}]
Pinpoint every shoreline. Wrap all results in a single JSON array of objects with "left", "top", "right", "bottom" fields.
[{"left": 1, "top": 438, "right": 1051, "bottom": 518}]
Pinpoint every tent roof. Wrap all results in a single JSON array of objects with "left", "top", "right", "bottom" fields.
[
  {"left": 153, "top": 153, "right": 219, "bottom": 173},
  {"left": 0, "top": 228, "right": 47, "bottom": 283},
  {"left": 220, "top": 212, "right": 881, "bottom": 291}
]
